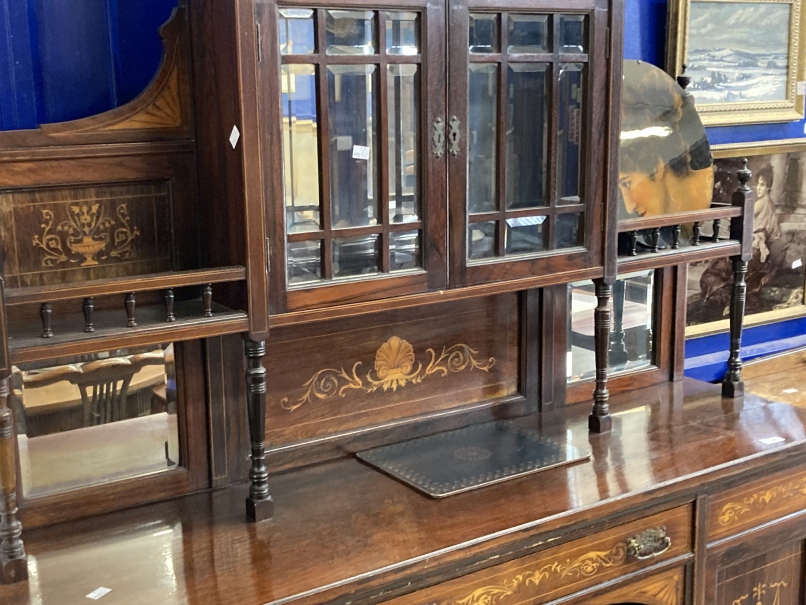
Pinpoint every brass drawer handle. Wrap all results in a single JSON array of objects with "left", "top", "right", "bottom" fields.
[{"left": 627, "top": 527, "right": 671, "bottom": 560}]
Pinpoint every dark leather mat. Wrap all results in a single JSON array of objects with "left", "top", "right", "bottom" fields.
[{"left": 357, "top": 421, "right": 589, "bottom": 498}]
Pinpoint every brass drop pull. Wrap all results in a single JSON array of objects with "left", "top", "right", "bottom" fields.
[
  {"left": 448, "top": 116, "right": 461, "bottom": 156},
  {"left": 433, "top": 118, "right": 445, "bottom": 158},
  {"left": 626, "top": 527, "right": 671, "bottom": 560}
]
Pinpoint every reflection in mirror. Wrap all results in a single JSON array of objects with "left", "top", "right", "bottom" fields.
[
  {"left": 12, "top": 344, "right": 179, "bottom": 498},
  {"left": 288, "top": 240, "right": 323, "bottom": 285},
  {"left": 468, "top": 221, "right": 497, "bottom": 260},
  {"left": 328, "top": 65, "right": 379, "bottom": 228},
  {"left": 468, "top": 64, "right": 499, "bottom": 214},
  {"left": 282, "top": 65, "right": 321, "bottom": 233},
  {"left": 567, "top": 271, "right": 655, "bottom": 382},
  {"left": 326, "top": 10, "right": 376, "bottom": 55},
  {"left": 556, "top": 213, "right": 582, "bottom": 248},
  {"left": 388, "top": 65, "right": 420, "bottom": 224},
  {"left": 279, "top": 9, "right": 316, "bottom": 55},
  {"left": 386, "top": 12, "right": 419, "bottom": 55},
  {"left": 557, "top": 63, "right": 585, "bottom": 205},
  {"left": 508, "top": 15, "right": 549, "bottom": 53},
  {"left": 469, "top": 14, "right": 499, "bottom": 53},
  {"left": 390, "top": 230, "right": 421, "bottom": 271},
  {"left": 619, "top": 60, "right": 713, "bottom": 220},
  {"left": 505, "top": 216, "right": 547, "bottom": 254},
  {"left": 333, "top": 234, "right": 380, "bottom": 277},
  {"left": 558, "top": 15, "right": 586, "bottom": 53}
]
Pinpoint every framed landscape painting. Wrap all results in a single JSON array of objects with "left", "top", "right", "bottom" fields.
[
  {"left": 686, "top": 140, "right": 806, "bottom": 335},
  {"left": 667, "top": 0, "right": 804, "bottom": 126}
]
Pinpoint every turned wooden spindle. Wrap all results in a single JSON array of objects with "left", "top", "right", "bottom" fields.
[
  {"left": 723, "top": 160, "right": 753, "bottom": 398},
  {"left": 82, "top": 297, "right": 95, "bottom": 333},
  {"left": 40, "top": 302, "right": 53, "bottom": 338},
  {"left": 692, "top": 222, "right": 701, "bottom": 246},
  {"left": 650, "top": 228, "right": 661, "bottom": 253},
  {"left": 244, "top": 339, "right": 274, "bottom": 521},
  {"left": 589, "top": 279, "right": 613, "bottom": 433},
  {"left": 628, "top": 231, "right": 638, "bottom": 256},
  {"left": 0, "top": 374, "right": 28, "bottom": 584},
  {"left": 165, "top": 289, "right": 176, "bottom": 322},
  {"left": 672, "top": 225, "right": 681, "bottom": 249},
  {"left": 203, "top": 284, "right": 213, "bottom": 318},
  {"left": 125, "top": 293, "right": 137, "bottom": 327},
  {"left": 712, "top": 218, "right": 722, "bottom": 243}
]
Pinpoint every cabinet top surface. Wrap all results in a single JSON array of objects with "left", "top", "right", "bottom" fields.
[{"left": 4, "top": 378, "right": 806, "bottom": 605}]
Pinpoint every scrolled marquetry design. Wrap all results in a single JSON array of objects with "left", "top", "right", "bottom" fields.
[
  {"left": 0, "top": 375, "right": 28, "bottom": 584},
  {"left": 244, "top": 339, "right": 273, "bottom": 522},
  {"left": 731, "top": 580, "right": 788, "bottom": 605},
  {"left": 280, "top": 337, "right": 495, "bottom": 412},
  {"left": 718, "top": 476, "right": 806, "bottom": 527},
  {"left": 450, "top": 544, "right": 628, "bottom": 605}
]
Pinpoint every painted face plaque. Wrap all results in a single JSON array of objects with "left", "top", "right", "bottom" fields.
[{"left": 619, "top": 60, "right": 714, "bottom": 221}]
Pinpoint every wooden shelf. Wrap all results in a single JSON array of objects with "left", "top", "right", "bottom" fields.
[
  {"left": 8, "top": 299, "right": 248, "bottom": 364},
  {"left": 5, "top": 266, "right": 247, "bottom": 306},
  {"left": 617, "top": 240, "right": 741, "bottom": 273},
  {"left": 617, "top": 205, "right": 742, "bottom": 233}
]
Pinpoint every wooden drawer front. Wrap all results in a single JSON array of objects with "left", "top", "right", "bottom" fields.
[
  {"left": 384, "top": 505, "right": 692, "bottom": 605},
  {"left": 708, "top": 466, "right": 806, "bottom": 542}
]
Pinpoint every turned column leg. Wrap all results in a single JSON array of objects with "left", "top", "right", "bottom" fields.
[
  {"left": 589, "top": 279, "right": 613, "bottom": 434},
  {"left": 0, "top": 374, "right": 27, "bottom": 583},
  {"left": 722, "top": 257, "right": 748, "bottom": 398},
  {"left": 244, "top": 339, "right": 273, "bottom": 522},
  {"left": 609, "top": 279, "right": 628, "bottom": 367}
]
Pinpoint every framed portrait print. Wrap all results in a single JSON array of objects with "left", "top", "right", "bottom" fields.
[
  {"left": 686, "top": 139, "right": 806, "bottom": 336},
  {"left": 667, "top": 0, "right": 805, "bottom": 126}
]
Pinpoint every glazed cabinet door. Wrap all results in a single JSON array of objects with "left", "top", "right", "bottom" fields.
[
  {"left": 257, "top": 0, "right": 447, "bottom": 313},
  {"left": 448, "top": 0, "right": 610, "bottom": 287}
]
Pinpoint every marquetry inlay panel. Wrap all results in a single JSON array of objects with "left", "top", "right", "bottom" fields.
[
  {"left": 265, "top": 295, "right": 519, "bottom": 446},
  {"left": 381, "top": 505, "right": 692, "bottom": 605},
  {"left": 584, "top": 566, "right": 684, "bottom": 605},
  {"left": 0, "top": 182, "right": 173, "bottom": 287},
  {"left": 708, "top": 467, "right": 806, "bottom": 541},
  {"left": 714, "top": 543, "right": 802, "bottom": 605}
]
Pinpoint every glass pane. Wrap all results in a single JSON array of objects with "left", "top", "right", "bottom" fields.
[
  {"left": 282, "top": 65, "right": 321, "bottom": 234},
  {"left": 326, "top": 10, "right": 375, "bottom": 55},
  {"left": 468, "top": 64, "right": 498, "bottom": 214},
  {"left": 333, "top": 234, "right": 380, "bottom": 277},
  {"left": 14, "top": 344, "right": 178, "bottom": 498},
  {"left": 386, "top": 12, "right": 419, "bottom": 55},
  {"left": 568, "top": 271, "right": 654, "bottom": 382},
  {"left": 505, "top": 216, "right": 547, "bottom": 254},
  {"left": 390, "top": 230, "right": 421, "bottom": 271},
  {"left": 557, "top": 63, "right": 585, "bottom": 205},
  {"left": 288, "top": 240, "right": 322, "bottom": 284},
  {"left": 279, "top": 9, "right": 315, "bottom": 55},
  {"left": 506, "top": 64, "right": 548, "bottom": 209},
  {"left": 508, "top": 15, "right": 549, "bottom": 53},
  {"left": 388, "top": 65, "right": 420, "bottom": 224},
  {"left": 328, "top": 65, "right": 379, "bottom": 228},
  {"left": 469, "top": 14, "right": 498, "bottom": 53},
  {"left": 559, "top": 15, "right": 586, "bottom": 53},
  {"left": 468, "top": 221, "right": 497, "bottom": 260},
  {"left": 556, "top": 213, "right": 582, "bottom": 249}
]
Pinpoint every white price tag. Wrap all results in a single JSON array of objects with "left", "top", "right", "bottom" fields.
[
  {"left": 352, "top": 145, "right": 370, "bottom": 160},
  {"left": 792, "top": 258, "right": 803, "bottom": 269},
  {"left": 229, "top": 126, "right": 241, "bottom": 149},
  {"left": 86, "top": 587, "right": 112, "bottom": 600},
  {"left": 759, "top": 436, "right": 786, "bottom": 445}
]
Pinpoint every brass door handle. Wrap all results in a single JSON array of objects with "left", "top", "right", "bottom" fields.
[
  {"left": 448, "top": 116, "right": 461, "bottom": 156},
  {"left": 432, "top": 118, "right": 445, "bottom": 158},
  {"left": 627, "top": 527, "right": 671, "bottom": 560}
]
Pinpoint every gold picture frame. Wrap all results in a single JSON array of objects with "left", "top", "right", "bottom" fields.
[
  {"left": 667, "top": 0, "right": 805, "bottom": 126},
  {"left": 686, "top": 139, "right": 806, "bottom": 337}
]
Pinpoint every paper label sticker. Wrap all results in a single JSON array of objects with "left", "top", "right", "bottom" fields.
[
  {"left": 86, "top": 587, "right": 112, "bottom": 600},
  {"left": 759, "top": 436, "right": 786, "bottom": 445},
  {"left": 352, "top": 145, "right": 370, "bottom": 160},
  {"left": 793, "top": 258, "right": 803, "bottom": 269},
  {"left": 783, "top": 387, "right": 799, "bottom": 394},
  {"left": 229, "top": 126, "right": 241, "bottom": 149},
  {"left": 798, "top": 80, "right": 806, "bottom": 96}
]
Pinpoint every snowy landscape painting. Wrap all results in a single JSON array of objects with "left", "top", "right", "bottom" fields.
[{"left": 686, "top": 2, "right": 792, "bottom": 105}]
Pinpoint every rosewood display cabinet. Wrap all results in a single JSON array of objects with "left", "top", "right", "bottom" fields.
[{"left": 0, "top": 1, "right": 776, "bottom": 604}]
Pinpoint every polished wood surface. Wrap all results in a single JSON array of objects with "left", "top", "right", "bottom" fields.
[{"left": 1, "top": 379, "right": 806, "bottom": 604}]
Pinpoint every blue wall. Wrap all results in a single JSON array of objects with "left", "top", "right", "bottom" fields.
[{"left": 0, "top": 0, "right": 176, "bottom": 130}]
